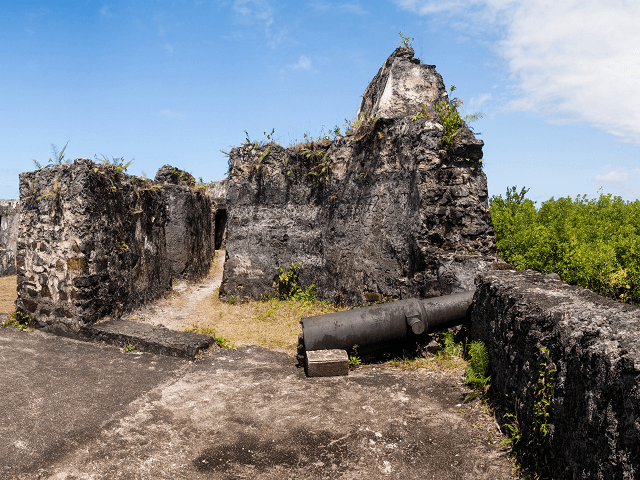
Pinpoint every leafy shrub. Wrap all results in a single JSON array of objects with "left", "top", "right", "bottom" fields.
[
  {"left": 465, "top": 340, "right": 491, "bottom": 387},
  {"left": 490, "top": 187, "right": 640, "bottom": 305},
  {"left": 276, "top": 262, "right": 316, "bottom": 302}
]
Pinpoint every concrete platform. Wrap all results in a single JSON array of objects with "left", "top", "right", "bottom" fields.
[{"left": 0, "top": 323, "right": 518, "bottom": 480}]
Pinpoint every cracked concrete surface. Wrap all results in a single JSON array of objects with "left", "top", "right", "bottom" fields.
[{"left": 1, "top": 322, "right": 518, "bottom": 480}]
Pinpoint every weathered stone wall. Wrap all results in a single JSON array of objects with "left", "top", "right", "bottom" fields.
[
  {"left": 16, "top": 159, "right": 171, "bottom": 335},
  {"left": 220, "top": 47, "right": 496, "bottom": 305},
  {"left": 0, "top": 199, "right": 20, "bottom": 276},
  {"left": 155, "top": 166, "right": 213, "bottom": 280},
  {"left": 471, "top": 270, "right": 640, "bottom": 479}
]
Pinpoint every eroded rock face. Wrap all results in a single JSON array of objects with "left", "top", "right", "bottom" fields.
[
  {"left": 155, "top": 164, "right": 196, "bottom": 187},
  {"left": 220, "top": 47, "right": 496, "bottom": 305},
  {"left": 358, "top": 47, "right": 449, "bottom": 120},
  {"left": 471, "top": 270, "right": 640, "bottom": 479},
  {"left": 156, "top": 165, "right": 213, "bottom": 280},
  {"left": 16, "top": 159, "right": 170, "bottom": 334}
]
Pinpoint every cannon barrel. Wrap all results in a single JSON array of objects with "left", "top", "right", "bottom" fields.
[{"left": 300, "top": 291, "right": 475, "bottom": 352}]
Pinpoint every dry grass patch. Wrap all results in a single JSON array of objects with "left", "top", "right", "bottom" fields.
[
  {"left": 186, "top": 291, "right": 346, "bottom": 355},
  {"left": 0, "top": 275, "right": 17, "bottom": 314},
  {"left": 386, "top": 351, "right": 468, "bottom": 376}
]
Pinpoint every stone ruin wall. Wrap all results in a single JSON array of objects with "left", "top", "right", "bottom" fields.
[
  {"left": 220, "top": 47, "right": 497, "bottom": 305},
  {"left": 0, "top": 199, "right": 20, "bottom": 277},
  {"left": 15, "top": 158, "right": 213, "bottom": 335},
  {"left": 155, "top": 165, "right": 213, "bottom": 281},
  {"left": 471, "top": 270, "right": 640, "bottom": 479}
]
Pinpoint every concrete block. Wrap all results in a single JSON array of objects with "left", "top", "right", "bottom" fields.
[{"left": 306, "top": 349, "right": 349, "bottom": 377}]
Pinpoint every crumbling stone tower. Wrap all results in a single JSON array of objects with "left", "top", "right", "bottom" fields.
[{"left": 220, "top": 46, "right": 497, "bottom": 305}]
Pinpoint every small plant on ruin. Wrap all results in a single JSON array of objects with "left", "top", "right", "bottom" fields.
[
  {"left": 436, "top": 86, "right": 485, "bottom": 158},
  {"left": 465, "top": 340, "right": 491, "bottom": 388},
  {"left": 275, "top": 262, "right": 316, "bottom": 302},
  {"left": 436, "top": 85, "right": 464, "bottom": 156},
  {"left": 501, "top": 408, "right": 522, "bottom": 446},
  {"left": 531, "top": 348, "right": 556, "bottom": 466},
  {"left": 411, "top": 103, "right": 429, "bottom": 122},
  {"left": 347, "top": 112, "right": 380, "bottom": 141},
  {"left": 2, "top": 311, "right": 34, "bottom": 332},
  {"left": 229, "top": 295, "right": 238, "bottom": 305},
  {"left": 95, "top": 154, "right": 134, "bottom": 173},
  {"left": 123, "top": 342, "right": 135, "bottom": 353},
  {"left": 256, "top": 145, "right": 271, "bottom": 170},
  {"left": 349, "top": 344, "right": 362, "bottom": 368},
  {"left": 32, "top": 141, "right": 71, "bottom": 169},
  {"left": 398, "top": 31, "right": 414, "bottom": 48}
]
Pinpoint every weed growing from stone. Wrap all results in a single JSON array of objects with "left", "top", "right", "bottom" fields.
[
  {"left": 275, "top": 262, "right": 316, "bottom": 302},
  {"left": 1, "top": 311, "right": 33, "bottom": 332},
  {"left": 398, "top": 31, "right": 414, "bottom": 48},
  {"left": 349, "top": 344, "right": 362, "bottom": 368},
  {"left": 123, "top": 342, "right": 135, "bottom": 353},
  {"left": 189, "top": 325, "right": 235, "bottom": 349},
  {"left": 32, "top": 141, "right": 71, "bottom": 169},
  {"left": 465, "top": 340, "right": 491, "bottom": 388}
]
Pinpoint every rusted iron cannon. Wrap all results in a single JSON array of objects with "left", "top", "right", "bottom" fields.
[{"left": 299, "top": 291, "right": 475, "bottom": 358}]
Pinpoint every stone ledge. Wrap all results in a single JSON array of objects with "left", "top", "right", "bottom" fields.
[
  {"left": 471, "top": 269, "right": 640, "bottom": 479},
  {"left": 84, "top": 319, "right": 215, "bottom": 359}
]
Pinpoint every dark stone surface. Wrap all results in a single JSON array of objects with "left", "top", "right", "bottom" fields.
[
  {"left": 471, "top": 269, "right": 640, "bottom": 479},
  {"left": 154, "top": 164, "right": 195, "bottom": 187},
  {"left": 87, "top": 318, "right": 215, "bottom": 359},
  {"left": 162, "top": 183, "right": 213, "bottom": 280},
  {"left": 220, "top": 47, "right": 496, "bottom": 305}
]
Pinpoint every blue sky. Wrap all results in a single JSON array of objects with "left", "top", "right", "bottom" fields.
[{"left": 1, "top": 0, "right": 639, "bottom": 203}]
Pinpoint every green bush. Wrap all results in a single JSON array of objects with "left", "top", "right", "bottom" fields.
[
  {"left": 490, "top": 187, "right": 640, "bottom": 305},
  {"left": 275, "top": 262, "right": 316, "bottom": 302}
]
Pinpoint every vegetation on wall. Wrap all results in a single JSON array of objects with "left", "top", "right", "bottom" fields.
[{"left": 490, "top": 186, "right": 640, "bottom": 305}]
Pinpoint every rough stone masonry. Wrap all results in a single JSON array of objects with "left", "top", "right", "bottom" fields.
[
  {"left": 220, "top": 46, "right": 496, "bottom": 305},
  {"left": 471, "top": 269, "right": 640, "bottom": 479},
  {"left": 15, "top": 159, "right": 212, "bottom": 336}
]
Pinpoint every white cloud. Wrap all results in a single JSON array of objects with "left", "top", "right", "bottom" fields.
[
  {"left": 160, "top": 109, "right": 183, "bottom": 119},
  {"left": 233, "top": 0, "right": 274, "bottom": 25},
  {"left": 309, "top": 1, "right": 368, "bottom": 15},
  {"left": 593, "top": 167, "right": 634, "bottom": 183},
  {"left": 396, "top": 0, "right": 640, "bottom": 144},
  {"left": 288, "top": 55, "right": 312, "bottom": 71},
  {"left": 164, "top": 44, "right": 174, "bottom": 54},
  {"left": 231, "top": 0, "right": 291, "bottom": 48},
  {"left": 466, "top": 93, "right": 491, "bottom": 112}
]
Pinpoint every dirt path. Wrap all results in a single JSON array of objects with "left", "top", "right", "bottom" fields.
[{"left": 122, "top": 251, "right": 226, "bottom": 332}]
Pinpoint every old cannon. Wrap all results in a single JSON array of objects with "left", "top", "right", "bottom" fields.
[{"left": 298, "top": 290, "right": 475, "bottom": 367}]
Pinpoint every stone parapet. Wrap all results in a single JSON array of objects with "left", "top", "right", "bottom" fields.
[{"left": 471, "top": 269, "right": 640, "bottom": 479}]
